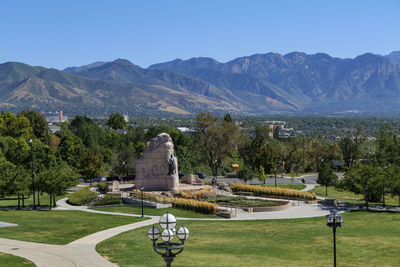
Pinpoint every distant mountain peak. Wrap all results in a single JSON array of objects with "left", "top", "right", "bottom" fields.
[{"left": 63, "top": 61, "right": 106, "bottom": 73}]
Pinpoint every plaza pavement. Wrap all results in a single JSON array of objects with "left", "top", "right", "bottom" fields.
[{"left": 0, "top": 191, "right": 335, "bottom": 266}]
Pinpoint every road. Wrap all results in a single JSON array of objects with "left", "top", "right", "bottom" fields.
[{"left": 203, "top": 173, "right": 319, "bottom": 185}]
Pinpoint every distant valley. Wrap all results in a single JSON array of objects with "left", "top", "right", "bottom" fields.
[{"left": 1, "top": 51, "right": 400, "bottom": 116}]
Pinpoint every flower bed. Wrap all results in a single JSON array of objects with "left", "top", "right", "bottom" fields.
[
  {"left": 132, "top": 189, "right": 218, "bottom": 214},
  {"left": 232, "top": 183, "right": 316, "bottom": 200}
]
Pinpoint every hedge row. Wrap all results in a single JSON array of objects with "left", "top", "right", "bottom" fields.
[
  {"left": 68, "top": 187, "right": 98, "bottom": 206},
  {"left": 232, "top": 183, "right": 316, "bottom": 200},
  {"left": 179, "top": 188, "right": 216, "bottom": 200},
  {"left": 91, "top": 194, "right": 122, "bottom": 206},
  {"left": 132, "top": 189, "right": 218, "bottom": 214}
]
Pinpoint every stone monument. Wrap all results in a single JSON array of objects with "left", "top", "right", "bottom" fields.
[{"left": 135, "top": 133, "right": 179, "bottom": 193}]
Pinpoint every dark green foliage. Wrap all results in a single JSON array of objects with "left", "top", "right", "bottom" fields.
[
  {"left": 237, "top": 165, "right": 254, "bottom": 184},
  {"left": 107, "top": 113, "right": 126, "bottom": 130},
  {"left": 317, "top": 159, "right": 338, "bottom": 196},
  {"left": 91, "top": 195, "right": 122, "bottom": 206},
  {"left": 67, "top": 187, "right": 97, "bottom": 206},
  {"left": 336, "top": 164, "right": 383, "bottom": 208},
  {"left": 18, "top": 110, "right": 50, "bottom": 143}
]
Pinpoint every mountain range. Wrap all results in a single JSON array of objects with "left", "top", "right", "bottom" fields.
[{"left": 1, "top": 51, "right": 400, "bottom": 115}]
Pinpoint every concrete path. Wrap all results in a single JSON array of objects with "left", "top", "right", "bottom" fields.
[
  {"left": 0, "top": 218, "right": 157, "bottom": 267},
  {"left": 301, "top": 184, "right": 316, "bottom": 192}
]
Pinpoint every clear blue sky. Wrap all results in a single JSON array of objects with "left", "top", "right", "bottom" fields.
[{"left": 1, "top": 0, "right": 399, "bottom": 69}]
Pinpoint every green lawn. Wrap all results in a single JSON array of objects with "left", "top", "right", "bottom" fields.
[
  {"left": 0, "top": 210, "right": 146, "bottom": 245},
  {"left": 311, "top": 186, "right": 400, "bottom": 206},
  {"left": 263, "top": 183, "right": 306, "bottom": 190},
  {"left": 97, "top": 211, "right": 400, "bottom": 267},
  {"left": 0, "top": 253, "right": 34, "bottom": 267},
  {"left": 0, "top": 193, "right": 65, "bottom": 208},
  {"left": 92, "top": 206, "right": 220, "bottom": 218}
]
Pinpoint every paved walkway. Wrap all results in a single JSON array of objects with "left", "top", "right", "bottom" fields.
[
  {"left": 0, "top": 218, "right": 158, "bottom": 267},
  {"left": 301, "top": 184, "right": 316, "bottom": 192}
]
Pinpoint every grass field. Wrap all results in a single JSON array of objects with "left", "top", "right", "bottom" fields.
[
  {"left": 0, "top": 210, "right": 146, "bottom": 245},
  {"left": 97, "top": 211, "right": 400, "bottom": 267},
  {"left": 0, "top": 193, "right": 66, "bottom": 208},
  {"left": 0, "top": 253, "right": 34, "bottom": 267},
  {"left": 263, "top": 183, "right": 306, "bottom": 190},
  {"left": 92, "top": 206, "right": 220, "bottom": 218},
  {"left": 311, "top": 186, "right": 400, "bottom": 206}
]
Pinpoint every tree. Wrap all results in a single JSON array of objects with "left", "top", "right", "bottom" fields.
[
  {"left": 339, "top": 126, "right": 365, "bottom": 168},
  {"left": 107, "top": 113, "right": 127, "bottom": 130},
  {"left": 387, "top": 165, "right": 400, "bottom": 206},
  {"left": 196, "top": 112, "right": 241, "bottom": 177},
  {"left": 0, "top": 111, "right": 33, "bottom": 139},
  {"left": 18, "top": 110, "right": 49, "bottom": 143},
  {"left": 317, "top": 159, "right": 338, "bottom": 196},
  {"left": 376, "top": 124, "right": 400, "bottom": 166},
  {"left": 237, "top": 165, "right": 254, "bottom": 184},
  {"left": 77, "top": 149, "right": 103, "bottom": 183},
  {"left": 38, "top": 162, "right": 78, "bottom": 209},
  {"left": 336, "top": 164, "right": 383, "bottom": 210},
  {"left": 257, "top": 165, "right": 267, "bottom": 184}
]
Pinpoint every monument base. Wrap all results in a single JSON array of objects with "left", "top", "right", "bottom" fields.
[{"left": 136, "top": 174, "right": 179, "bottom": 194}]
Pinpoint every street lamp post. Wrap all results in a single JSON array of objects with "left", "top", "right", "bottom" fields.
[
  {"left": 274, "top": 167, "right": 277, "bottom": 187},
  {"left": 147, "top": 213, "right": 189, "bottom": 267},
  {"left": 326, "top": 210, "right": 343, "bottom": 267},
  {"left": 141, "top": 186, "right": 144, "bottom": 218},
  {"left": 29, "top": 139, "right": 36, "bottom": 210}
]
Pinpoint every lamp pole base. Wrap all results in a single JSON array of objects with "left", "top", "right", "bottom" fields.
[{"left": 163, "top": 255, "right": 175, "bottom": 267}]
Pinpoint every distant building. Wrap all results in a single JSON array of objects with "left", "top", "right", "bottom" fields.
[
  {"left": 49, "top": 124, "right": 61, "bottom": 133},
  {"left": 43, "top": 111, "right": 68, "bottom": 123},
  {"left": 123, "top": 114, "right": 129, "bottom": 123}
]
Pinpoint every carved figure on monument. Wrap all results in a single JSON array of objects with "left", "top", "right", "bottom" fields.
[
  {"left": 135, "top": 133, "right": 179, "bottom": 193},
  {"left": 168, "top": 154, "right": 176, "bottom": 175}
]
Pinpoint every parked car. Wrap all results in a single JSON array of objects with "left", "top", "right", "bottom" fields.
[
  {"left": 93, "top": 176, "right": 106, "bottom": 183},
  {"left": 178, "top": 173, "right": 186, "bottom": 179},
  {"left": 106, "top": 175, "right": 121, "bottom": 182},
  {"left": 122, "top": 174, "right": 136, "bottom": 182},
  {"left": 195, "top": 173, "right": 206, "bottom": 179}
]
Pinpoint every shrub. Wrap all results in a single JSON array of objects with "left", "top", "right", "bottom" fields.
[
  {"left": 232, "top": 183, "right": 316, "bottom": 200},
  {"left": 97, "top": 182, "right": 106, "bottom": 192},
  {"left": 91, "top": 194, "right": 122, "bottom": 206},
  {"left": 68, "top": 187, "right": 98, "bottom": 206}
]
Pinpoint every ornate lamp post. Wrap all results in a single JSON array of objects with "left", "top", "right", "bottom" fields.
[
  {"left": 147, "top": 213, "right": 189, "bottom": 267},
  {"left": 29, "top": 139, "right": 36, "bottom": 210},
  {"left": 326, "top": 210, "right": 343, "bottom": 267}
]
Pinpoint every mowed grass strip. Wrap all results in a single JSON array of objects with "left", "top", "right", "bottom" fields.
[
  {"left": 0, "top": 194, "right": 66, "bottom": 208},
  {"left": 262, "top": 183, "right": 306, "bottom": 190},
  {"left": 92, "top": 206, "right": 221, "bottom": 218},
  {"left": 311, "top": 186, "right": 400, "bottom": 206},
  {"left": 0, "top": 210, "right": 146, "bottom": 245},
  {"left": 97, "top": 211, "right": 400, "bottom": 267},
  {"left": 0, "top": 253, "right": 35, "bottom": 267}
]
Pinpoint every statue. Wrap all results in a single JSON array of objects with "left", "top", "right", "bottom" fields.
[
  {"left": 168, "top": 154, "right": 176, "bottom": 175},
  {"left": 135, "top": 133, "right": 179, "bottom": 193}
]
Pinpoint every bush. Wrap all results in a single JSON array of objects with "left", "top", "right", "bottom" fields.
[
  {"left": 232, "top": 183, "right": 316, "bottom": 200},
  {"left": 68, "top": 187, "right": 98, "bottom": 206},
  {"left": 91, "top": 194, "right": 122, "bottom": 206},
  {"left": 97, "top": 182, "right": 106, "bottom": 192}
]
